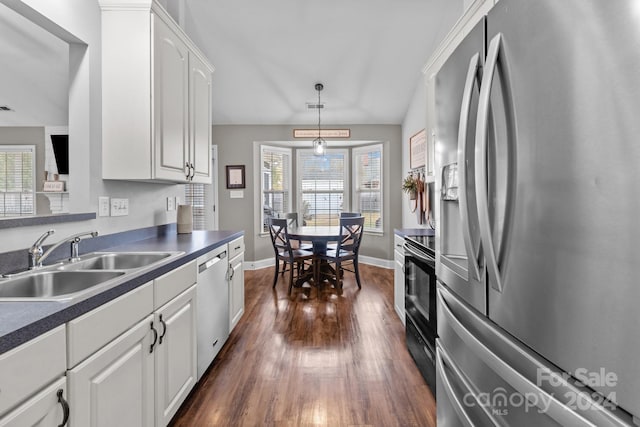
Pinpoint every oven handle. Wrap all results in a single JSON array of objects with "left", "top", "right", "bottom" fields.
[{"left": 404, "top": 243, "right": 435, "bottom": 264}]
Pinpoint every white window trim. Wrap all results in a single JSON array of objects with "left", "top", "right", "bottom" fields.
[
  {"left": 0, "top": 145, "right": 36, "bottom": 217},
  {"left": 352, "top": 143, "right": 383, "bottom": 233},
  {"left": 296, "top": 148, "right": 350, "bottom": 219},
  {"left": 260, "top": 144, "right": 292, "bottom": 235}
]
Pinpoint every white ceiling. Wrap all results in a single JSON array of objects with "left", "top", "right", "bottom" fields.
[
  {"left": 183, "top": 0, "right": 464, "bottom": 125},
  {"left": 0, "top": 0, "right": 464, "bottom": 127}
]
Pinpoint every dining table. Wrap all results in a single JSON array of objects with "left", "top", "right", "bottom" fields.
[{"left": 287, "top": 225, "right": 342, "bottom": 287}]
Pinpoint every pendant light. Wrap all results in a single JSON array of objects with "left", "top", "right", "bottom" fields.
[{"left": 312, "top": 83, "right": 327, "bottom": 156}]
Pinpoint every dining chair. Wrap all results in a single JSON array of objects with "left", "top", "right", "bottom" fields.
[
  {"left": 327, "top": 212, "right": 362, "bottom": 250},
  {"left": 319, "top": 216, "right": 365, "bottom": 289},
  {"left": 268, "top": 218, "right": 315, "bottom": 294},
  {"left": 281, "top": 213, "right": 312, "bottom": 274}
]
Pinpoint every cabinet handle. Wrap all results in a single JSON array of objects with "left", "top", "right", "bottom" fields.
[
  {"left": 190, "top": 162, "right": 195, "bottom": 181},
  {"left": 57, "top": 389, "right": 70, "bottom": 427},
  {"left": 228, "top": 263, "right": 234, "bottom": 280},
  {"left": 159, "top": 314, "right": 167, "bottom": 345},
  {"left": 185, "top": 162, "right": 190, "bottom": 180},
  {"left": 234, "top": 246, "right": 241, "bottom": 250},
  {"left": 150, "top": 321, "right": 158, "bottom": 353}
]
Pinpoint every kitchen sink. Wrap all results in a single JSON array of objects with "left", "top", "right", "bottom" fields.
[
  {"left": 0, "top": 270, "right": 125, "bottom": 300},
  {"left": 69, "top": 252, "right": 175, "bottom": 270},
  {"left": 0, "top": 250, "right": 183, "bottom": 301}
]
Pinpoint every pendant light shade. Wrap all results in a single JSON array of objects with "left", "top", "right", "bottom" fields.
[{"left": 312, "top": 83, "right": 326, "bottom": 156}]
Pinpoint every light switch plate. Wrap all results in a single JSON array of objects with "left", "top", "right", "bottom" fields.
[
  {"left": 98, "top": 197, "right": 110, "bottom": 217},
  {"left": 111, "top": 198, "right": 129, "bottom": 216},
  {"left": 167, "top": 197, "right": 175, "bottom": 211}
]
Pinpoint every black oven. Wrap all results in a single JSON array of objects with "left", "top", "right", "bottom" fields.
[{"left": 404, "top": 235, "right": 437, "bottom": 394}]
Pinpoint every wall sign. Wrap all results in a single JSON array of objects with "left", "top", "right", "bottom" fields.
[
  {"left": 409, "top": 129, "right": 426, "bottom": 170},
  {"left": 293, "top": 129, "right": 351, "bottom": 138}
]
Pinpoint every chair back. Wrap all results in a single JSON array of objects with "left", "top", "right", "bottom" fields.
[
  {"left": 268, "top": 218, "right": 293, "bottom": 259},
  {"left": 336, "top": 216, "right": 364, "bottom": 254},
  {"left": 340, "top": 212, "right": 361, "bottom": 218},
  {"left": 283, "top": 212, "right": 299, "bottom": 228}
]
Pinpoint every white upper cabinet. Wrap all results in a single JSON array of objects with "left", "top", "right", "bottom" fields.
[{"left": 100, "top": 0, "right": 214, "bottom": 183}]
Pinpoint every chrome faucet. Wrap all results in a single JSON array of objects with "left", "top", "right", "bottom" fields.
[
  {"left": 29, "top": 230, "right": 99, "bottom": 269},
  {"left": 28, "top": 229, "right": 55, "bottom": 269}
]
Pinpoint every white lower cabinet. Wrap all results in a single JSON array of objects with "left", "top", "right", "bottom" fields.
[
  {"left": 0, "top": 378, "right": 67, "bottom": 427},
  {"left": 393, "top": 234, "right": 405, "bottom": 324},
  {"left": 67, "top": 315, "right": 155, "bottom": 427},
  {"left": 228, "top": 252, "right": 244, "bottom": 332},
  {"left": 0, "top": 325, "right": 67, "bottom": 427},
  {"left": 66, "top": 261, "right": 197, "bottom": 427},
  {"left": 1, "top": 259, "right": 201, "bottom": 427},
  {"left": 154, "top": 285, "right": 197, "bottom": 426}
]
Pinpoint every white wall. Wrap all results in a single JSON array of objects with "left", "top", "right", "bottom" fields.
[
  {"left": 0, "top": 0, "right": 185, "bottom": 253},
  {"left": 401, "top": 80, "right": 428, "bottom": 228}
]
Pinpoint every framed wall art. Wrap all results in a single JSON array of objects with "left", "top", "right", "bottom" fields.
[
  {"left": 409, "top": 129, "right": 426, "bottom": 170},
  {"left": 226, "top": 165, "right": 246, "bottom": 189}
]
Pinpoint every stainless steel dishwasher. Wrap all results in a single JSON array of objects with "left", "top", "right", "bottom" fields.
[{"left": 196, "top": 245, "right": 229, "bottom": 379}]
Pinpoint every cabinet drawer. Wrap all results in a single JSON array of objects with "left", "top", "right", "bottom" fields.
[
  {"left": 394, "top": 234, "right": 405, "bottom": 252},
  {"left": 228, "top": 237, "right": 244, "bottom": 260},
  {"left": 67, "top": 281, "right": 153, "bottom": 369},
  {"left": 0, "top": 377, "right": 66, "bottom": 427},
  {"left": 154, "top": 260, "right": 196, "bottom": 309},
  {"left": 0, "top": 326, "right": 66, "bottom": 416}
]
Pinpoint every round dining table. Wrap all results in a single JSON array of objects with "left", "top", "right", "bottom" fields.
[{"left": 287, "top": 225, "right": 342, "bottom": 286}]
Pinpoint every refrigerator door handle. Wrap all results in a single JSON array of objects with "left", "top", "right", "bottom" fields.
[
  {"left": 437, "top": 287, "right": 603, "bottom": 427},
  {"left": 458, "top": 52, "right": 482, "bottom": 282},
  {"left": 475, "top": 32, "right": 516, "bottom": 293}
]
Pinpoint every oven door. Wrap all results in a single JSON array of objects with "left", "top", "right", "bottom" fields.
[{"left": 404, "top": 242, "right": 437, "bottom": 336}]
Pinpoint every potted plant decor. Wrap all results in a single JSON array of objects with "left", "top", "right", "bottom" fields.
[{"left": 402, "top": 174, "right": 418, "bottom": 200}]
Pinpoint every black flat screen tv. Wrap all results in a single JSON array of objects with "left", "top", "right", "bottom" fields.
[{"left": 50, "top": 134, "right": 69, "bottom": 175}]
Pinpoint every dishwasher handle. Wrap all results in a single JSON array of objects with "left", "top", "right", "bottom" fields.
[{"left": 199, "top": 250, "right": 227, "bottom": 273}]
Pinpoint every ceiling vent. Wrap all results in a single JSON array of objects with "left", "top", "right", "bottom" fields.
[
  {"left": 0, "top": 106, "right": 13, "bottom": 111},
  {"left": 306, "top": 102, "right": 325, "bottom": 110}
]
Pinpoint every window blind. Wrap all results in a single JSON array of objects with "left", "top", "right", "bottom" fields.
[
  {"left": 184, "top": 183, "right": 206, "bottom": 230},
  {"left": 298, "top": 150, "right": 348, "bottom": 226},
  {"left": 261, "top": 146, "right": 291, "bottom": 232},
  {"left": 353, "top": 144, "right": 382, "bottom": 231},
  {"left": 0, "top": 146, "right": 35, "bottom": 217}
]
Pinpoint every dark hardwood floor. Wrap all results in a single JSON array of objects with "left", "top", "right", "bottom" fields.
[{"left": 171, "top": 263, "right": 436, "bottom": 427}]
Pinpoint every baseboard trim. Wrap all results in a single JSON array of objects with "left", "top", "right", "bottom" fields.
[{"left": 244, "top": 255, "right": 393, "bottom": 271}]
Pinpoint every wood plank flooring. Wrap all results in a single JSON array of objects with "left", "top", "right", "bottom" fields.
[{"left": 171, "top": 264, "right": 436, "bottom": 427}]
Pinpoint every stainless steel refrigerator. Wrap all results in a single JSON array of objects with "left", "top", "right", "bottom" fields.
[{"left": 435, "top": 1, "right": 640, "bottom": 425}]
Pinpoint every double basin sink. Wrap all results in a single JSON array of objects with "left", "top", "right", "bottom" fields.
[{"left": 0, "top": 252, "right": 183, "bottom": 301}]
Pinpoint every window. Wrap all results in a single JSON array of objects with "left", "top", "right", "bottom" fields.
[
  {"left": 297, "top": 149, "right": 348, "bottom": 226},
  {"left": 353, "top": 144, "right": 382, "bottom": 231},
  {"left": 261, "top": 146, "right": 291, "bottom": 232},
  {"left": 0, "top": 146, "right": 35, "bottom": 217},
  {"left": 184, "top": 183, "right": 206, "bottom": 230}
]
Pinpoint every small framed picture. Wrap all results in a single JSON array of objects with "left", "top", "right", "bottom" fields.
[
  {"left": 409, "top": 129, "right": 426, "bottom": 170},
  {"left": 226, "top": 165, "right": 245, "bottom": 189}
]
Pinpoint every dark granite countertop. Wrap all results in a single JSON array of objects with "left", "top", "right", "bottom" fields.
[
  {"left": 394, "top": 228, "right": 435, "bottom": 237},
  {"left": 0, "top": 229, "right": 243, "bottom": 355}
]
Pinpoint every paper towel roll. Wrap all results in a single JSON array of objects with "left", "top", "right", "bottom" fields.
[{"left": 177, "top": 204, "right": 193, "bottom": 234}]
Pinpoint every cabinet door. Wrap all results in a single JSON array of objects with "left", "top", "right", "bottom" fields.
[
  {"left": 189, "top": 53, "right": 212, "bottom": 183},
  {"left": 0, "top": 377, "right": 67, "bottom": 427},
  {"left": 228, "top": 254, "right": 244, "bottom": 332},
  {"left": 68, "top": 315, "right": 155, "bottom": 427},
  {"left": 154, "top": 285, "right": 197, "bottom": 426},
  {"left": 394, "top": 250, "right": 405, "bottom": 324},
  {"left": 154, "top": 15, "right": 189, "bottom": 182}
]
